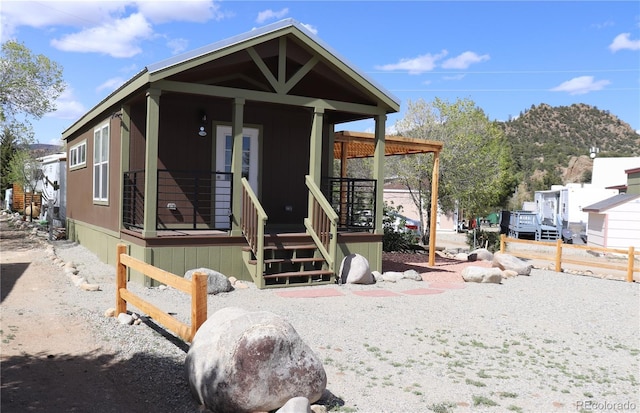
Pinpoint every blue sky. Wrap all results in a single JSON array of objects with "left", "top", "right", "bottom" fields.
[{"left": 2, "top": 0, "right": 639, "bottom": 145}]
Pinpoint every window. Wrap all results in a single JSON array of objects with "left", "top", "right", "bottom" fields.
[
  {"left": 93, "top": 124, "right": 109, "bottom": 202},
  {"left": 69, "top": 140, "right": 86, "bottom": 169}
]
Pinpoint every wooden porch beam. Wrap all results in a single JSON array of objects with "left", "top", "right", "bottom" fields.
[
  {"left": 119, "top": 104, "right": 131, "bottom": 232},
  {"left": 142, "top": 89, "right": 161, "bottom": 238},
  {"left": 154, "top": 79, "right": 388, "bottom": 117},
  {"left": 373, "top": 115, "right": 386, "bottom": 236},
  {"left": 247, "top": 47, "right": 281, "bottom": 93},
  {"left": 429, "top": 151, "right": 440, "bottom": 266},
  {"left": 230, "top": 98, "right": 245, "bottom": 236}
]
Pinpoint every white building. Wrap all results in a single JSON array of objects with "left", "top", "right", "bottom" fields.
[{"left": 36, "top": 152, "right": 67, "bottom": 224}]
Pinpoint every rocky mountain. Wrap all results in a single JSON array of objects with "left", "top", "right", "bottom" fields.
[{"left": 498, "top": 103, "right": 639, "bottom": 197}]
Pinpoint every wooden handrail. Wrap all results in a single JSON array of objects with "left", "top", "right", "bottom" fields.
[
  {"left": 304, "top": 175, "right": 338, "bottom": 272},
  {"left": 115, "top": 244, "right": 207, "bottom": 342},
  {"left": 240, "top": 178, "right": 267, "bottom": 288},
  {"left": 500, "top": 234, "right": 638, "bottom": 282}
]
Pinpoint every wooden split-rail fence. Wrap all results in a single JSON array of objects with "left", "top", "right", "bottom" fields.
[
  {"left": 115, "top": 244, "right": 207, "bottom": 342},
  {"left": 499, "top": 234, "right": 638, "bottom": 283}
]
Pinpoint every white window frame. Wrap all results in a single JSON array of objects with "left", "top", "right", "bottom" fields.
[
  {"left": 93, "top": 123, "right": 109, "bottom": 203},
  {"left": 69, "top": 140, "right": 87, "bottom": 169}
]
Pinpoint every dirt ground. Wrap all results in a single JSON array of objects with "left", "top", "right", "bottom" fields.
[{"left": 0, "top": 217, "right": 161, "bottom": 413}]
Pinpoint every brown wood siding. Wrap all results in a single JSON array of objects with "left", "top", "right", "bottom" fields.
[
  {"left": 66, "top": 115, "right": 122, "bottom": 232},
  {"left": 244, "top": 103, "right": 311, "bottom": 224}
]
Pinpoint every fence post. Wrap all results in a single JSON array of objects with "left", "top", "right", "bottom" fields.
[
  {"left": 116, "top": 244, "right": 128, "bottom": 315},
  {"left": 190, "top": 272, "right": 208, "bottom": 341},
  {"left": 628, "top": 246, "right": 635, "bottom": 283},
  {"left": 555, "top": 238, "right": 562, "bottom": 273},
  {"left": 500, "top": 234, "right": 505, "bottom": 253}
]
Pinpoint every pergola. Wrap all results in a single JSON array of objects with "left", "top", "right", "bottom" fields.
[{"left": 333, "top": 131, "right": 443, "bottom": 265}]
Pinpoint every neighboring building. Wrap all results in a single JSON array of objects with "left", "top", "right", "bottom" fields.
[
  {"left": 534, "top": 183, "right": 619, "bottom": 241},
  {"left": 35, "top": 152, "right": 67, "bottom": 226},
  {"left": 583, "top": 167, "right": 640, "bottom": 249},
  {"left": 591, "top": 156, "right": 640, "bottom": 189},
  {"left": 383, "top": 183, "right": 456, "bottom": 233},
  {"left": 61, "top": 19, "right": 443, "bottom": 288}
]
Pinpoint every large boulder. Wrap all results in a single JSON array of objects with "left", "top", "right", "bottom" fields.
[
  {"left": 492, "top": 252, "right": 533, "bottom": 275},
  {"left": 470, "top": 248, "right": 493, "bottom": 261},
  {"left": 184, "top": 268, "right": 233, "bottom": 294},
  {"left": 185, "top": 307, "right": 326, "bottom": 413},
  {"left": 461, "top": 266, "right": 503, "bottom": 284},
  {"left": 338, "top": 253, "right": 375, "bottom": 284}
]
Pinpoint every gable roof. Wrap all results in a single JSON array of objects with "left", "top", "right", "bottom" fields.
[
  {"left": 63, "top": 19, "right": 400, "bottom": 139},
  {"left": 582, "top": 193, "right": 640, "bottom": 213}
]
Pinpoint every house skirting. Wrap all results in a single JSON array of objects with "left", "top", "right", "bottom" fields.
[{"left": 66, "top": 219, "right": 383, "bottom": 286}]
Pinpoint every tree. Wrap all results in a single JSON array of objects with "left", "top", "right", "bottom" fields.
[
  {"left": 0, "top": 40, "right": 65, "bottom": 203},
  {"left": 388, "top": 98, "right": 516, "bottom": 236},
  {"left": 0, "top": 40, "right": 65, "bottom": 143}
]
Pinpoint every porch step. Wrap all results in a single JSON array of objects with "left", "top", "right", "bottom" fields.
[
  {"left": 241, "top": 240, "right": 335, "bottom": 288},
  {"left": 263, "top": 269, "right": 335, "bottom": 280}
]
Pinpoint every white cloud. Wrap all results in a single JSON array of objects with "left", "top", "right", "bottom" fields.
[
  {"left": 301, "top": 23, "right": 318, "bottom": 35},
  {"left": 50, "top": 13, "right": 154, "bottom": 58},
  {"left": 256, "top": 8, "right": 289, "bottom": 24},
  {"left": 135, "top": 0, "right": 224, "bottom": 24},
  {"left": 167, "top": 38, "right": 189, "bottom": 55},
  {"left": 1, "top": 1, "right": 126, "bottom": 40},
  {"left": 609, "top": 33, "right": 640, "bottom": 52},
  {"left": 441, "top": 51, "right": 490, "bottom": 69},
  {"left": 375, "top": 50, "right": 448, "bottom": 75},
  {"left": 550, "top": 76, "right": 611, "bottom": 95},
  {"left": 45, "top": 87, "right": 86, "bottom": 120},
  {"left": 96, "top": 77, "right": 126, "bottom": 93}
]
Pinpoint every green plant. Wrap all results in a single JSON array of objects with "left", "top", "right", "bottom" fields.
[
  {"left": 472, "top": 395, "right": 498, "bottom": 406},
  {"left": 428, "top": 401, "right": 456, "bottom": 413},
  {"left": 466, "top": 229, "right": 501, "bottom": 251}
]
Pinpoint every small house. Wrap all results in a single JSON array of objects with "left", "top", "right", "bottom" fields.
[
  {"left": 62, "top": 19, "right": 442, "bottom": 288},
  {"left": 583, "top": 167, "right": 640, "bottom": 249}
]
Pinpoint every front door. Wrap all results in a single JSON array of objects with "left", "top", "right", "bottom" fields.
[{"left": 214, "top": 125, "right": 259, "bottom": 229}]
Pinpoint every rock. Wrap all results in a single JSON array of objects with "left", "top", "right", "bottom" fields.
[
  {"left": 80, "top": 283, "right": 101, "bottom": 291},
  {"left": 492, "top": 252, "right": 533, "bottom": 275},
  {"left": 338, "top": 254, "right": 374, "bottom": 284},
  {"left": 372, "top": 270, "right": 383, "bottom": 282},
  {"left": 64, "top": 267, "right": 79, "bottom": 275},
  {"left": 234, "top": 281, "right": 249, "bottom": 289},
  {"left": 104, "top": 308, "right": 116, "bottom": 317},
  {"left": 403, "top": 269, "right": 422, "bottom": 281},
  {"left": 184, "top": 268, "right": 233, "bottom": 294},
  {"left": 381, "top": 271, "right": 403, "bottom": 282},
  {"left": 63, "top": 261, "right": 76, "bottom": 269},
  {"left": 276, "top": 397, "right": 312, "bottom": 413},
  {"left": 185, "top": 307, "right": 326, "bottom": 413},
  {"left": 228, "top": 276, "right": 238, "bottom": 285},
  {"left": 470, "top": 248, "right": 493, "bottom": 261},
  {"left": 461, "top": 266, "right": 503, "bottom": 284},
  {"left": 454, "top": 252, "right": 469, "bottom": 261},
  {"left": 311, "top": 405, "right": 328, "bottom": 413},
  {"left": 117, "top": 313, "right": 134, "bottom": 325},
  {"left": 502, "top": 270, "right": 518, "bottom": 279}
]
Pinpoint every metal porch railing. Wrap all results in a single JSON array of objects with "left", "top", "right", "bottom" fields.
[
  {"left": 321, "top": 177, "right": 376, "bottom": 232},
  {"left": 122, "top": 169, "right": 233, "bottom": 231}
]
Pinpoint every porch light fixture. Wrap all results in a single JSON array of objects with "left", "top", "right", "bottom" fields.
[{"left": 198, "top": 112, "right": 207, "bottom": 137}]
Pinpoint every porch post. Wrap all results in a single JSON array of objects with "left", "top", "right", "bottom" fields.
[
  {"left": 142, "top": 89, "right": 161, "bottom": 238},
  {"left": 428, "top": 151, "right": 440, "bottom": 266},
  {"left": 308, "top": 108, "right": 324, "bottom": 185},
  {"left": 373, "top": 114, "right": 386, "bottom": 235},
  {"left": 119, "top": 104, "right": 130, "bottom": 231},
  {"left": 230, "top": 98, "right": 245, "bottom": 236}
]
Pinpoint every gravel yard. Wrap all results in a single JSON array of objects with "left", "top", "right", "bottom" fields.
[{"left": 2, "top": 217, "right": 639, "bottom": 413}]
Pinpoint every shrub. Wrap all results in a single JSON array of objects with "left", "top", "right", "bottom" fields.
[{"left": 466, "top": 229, "right": 501, "bottom": 252}]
